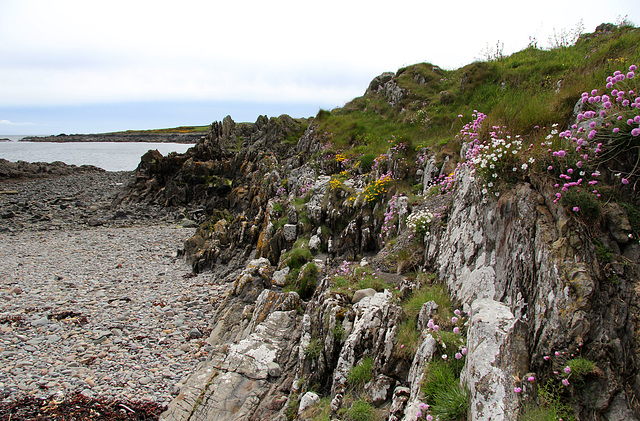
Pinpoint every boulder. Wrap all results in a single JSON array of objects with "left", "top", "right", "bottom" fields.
[
  {"left": 352, "top": 288, "right": 376, "bottom": 304},
  {"left": 298, "top": 391, "right": 320, "bottom": 414},
  {"left": 283, "top": 223, "right": 297, "bottom": 242}
]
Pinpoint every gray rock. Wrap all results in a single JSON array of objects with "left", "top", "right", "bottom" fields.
[
  {"left": 351, "top": 288, "right": 376, "bottom": 304},
  {"left": 417, "top": 300, "right": 439, "bottom": 331},
  {"left": 308, "top": 234, "right": 321, "bottom": 252},
  {"left": 364, "top": 375, "right": 395, "bottom": 406},
  {"left": 462, "top": 298, "right": 528, "bottom": 421},
  {"left": 283, "top": 224, "right": 297, "bottom": 242},
  {"left": 298, "top": 391, "right": 320, "bottom": 414},
  {"left": 272, "top": 267, "right": 289, "bottom": 287},
  {"left": 188, "top": 328, "right": 202, "bottom": 339}
]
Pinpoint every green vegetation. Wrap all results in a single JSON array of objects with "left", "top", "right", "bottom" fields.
[
  {"left": 120, "top": 125, "right": 209, "bottom": 134},
  {"left": 520, "top": 381, "right": 576, "bottom": 421},
  {"left": 304, "top": 337, "right": 324, "bottom": 360},
  {"left": 565, "top": 357, "right": 597, "bottom": 382},
  {"left": 342, "top": 399, "right": 377, "bottom": 421},
  {"left": 347, "top": 357, "right": 374, "bottom": 390}
]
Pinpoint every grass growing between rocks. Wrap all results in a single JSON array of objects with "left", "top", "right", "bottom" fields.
[{"left": 396, "top": 274, "right": 455, "bottom": 360}]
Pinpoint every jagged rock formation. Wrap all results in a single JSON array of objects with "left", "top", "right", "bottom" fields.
[{"left": 113, "top": 68, "right": 640, "bottom": 420}]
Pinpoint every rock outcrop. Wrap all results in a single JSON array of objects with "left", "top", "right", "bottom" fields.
[{"left": 112, "top": 71, "right": 640, "bottom": 420}]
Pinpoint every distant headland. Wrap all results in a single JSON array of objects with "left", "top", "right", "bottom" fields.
[{"left": 20, "top": 126, "right": 208, "bottom": 143}]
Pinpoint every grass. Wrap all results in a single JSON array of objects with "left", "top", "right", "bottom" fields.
[
  {"left": 519, "top": 380, "right": 576, "bottom": 421},
  {"left": 314, "top": 25, "right": 640, "bottom": 162},
  {"left": 347, "top": 357, "right": 373, "bottom": 391},
  {"left": 341, "top": 399, "right": 377, "bottom": 421},
  {"left": 403, "top": 281, "right": 453, "bottom": 321}
]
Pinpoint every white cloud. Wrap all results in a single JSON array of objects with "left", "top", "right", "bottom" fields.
[
  {"left": 1, "top": 0, "right": 639, "bottom": 108},
  {"left": 0, "top": 119, "right": 35, "bottom": 126}
]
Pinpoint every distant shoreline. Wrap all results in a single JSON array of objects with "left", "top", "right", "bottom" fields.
[{"left": 21, "top": 132, "right": 204, "bottom": 144}]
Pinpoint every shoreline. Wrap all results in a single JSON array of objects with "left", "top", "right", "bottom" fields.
[
  {"left": 21, "top": 132, "right": 202, "bottom": 144},
  {"left": 0, "top": 171, "right": 215, "bottom": 418}
]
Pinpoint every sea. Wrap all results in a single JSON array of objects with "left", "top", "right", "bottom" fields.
[{"left": 0, "top": 135, "right": 194, "bottom": 172}]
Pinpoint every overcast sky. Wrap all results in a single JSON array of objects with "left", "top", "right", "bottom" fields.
[{"left": 1, "top": 0, "right": 639, "bottom": 135}]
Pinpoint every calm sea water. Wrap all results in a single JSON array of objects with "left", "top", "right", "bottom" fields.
[{"left": 0, "top": 137, "right": 194, "bottom": 172}]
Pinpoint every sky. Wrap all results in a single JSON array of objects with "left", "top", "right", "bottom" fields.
[{"left": 1, "top": 0, "right": 639, "bottom": 136}]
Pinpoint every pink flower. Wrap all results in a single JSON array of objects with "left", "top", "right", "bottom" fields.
[
  {"left": 622, "top": 178, "right": 630, "bottom": 184},
  {"left": 613, "top": 127, "right": 620, "bottom": 133},
  {"left": 454, "top": 309, "right": 461, "bottom": 316},
  {"left": 442, "top": 354, "right": 447, "bottom": 360},
  {"left": 573, "top": 207, "right": 580, "bottom": 212},
  {"left": 562, "top": 379, "right": 571, "bottom": 386},
  {"left": 417, "top": 411, "right": 422, "bottom": 418},
  {"left": 633, "top": 128, "right": 640, "bottom": 137},
  {"left": 452, "top": 316, "right": 459, "bottom": 323},
  {"left": 427, "top": 415, "right": 433, "bottom": 421},
  {"left": 544, "top": 356, "right": 550, "bottom": 361},
  {"left": 548, "top": 165, "right": 553, "bottom": 171},
  {"left": 461, "top": 347, "right": 467, "bottom": 355},
  {"left": 564, "top": 366, "right": 571, "bottom": 374},
  {"left": 455, "top": 352, "right": 463, "bottom": 360},
  {"left": 453, "top": 327, "right": 460, "bottom": 334},
  {"left": 514, "top": 387, "right": 522, "bottom": 393}
]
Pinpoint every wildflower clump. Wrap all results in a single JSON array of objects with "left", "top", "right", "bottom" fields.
[
  {"left": 363, "top": 171, "right": 393, "bottom": 204},
  {"left": 406, "top": 209, "right": 434, "bottom": 240}
]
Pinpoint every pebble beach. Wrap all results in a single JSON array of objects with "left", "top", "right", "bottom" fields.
[{"left": 0, "top": 170, "right": 222, "bottom": 408}]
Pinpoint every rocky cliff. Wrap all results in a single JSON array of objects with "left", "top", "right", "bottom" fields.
[{"left": 112, "top": 26, "right": 640, "bottom": 421}]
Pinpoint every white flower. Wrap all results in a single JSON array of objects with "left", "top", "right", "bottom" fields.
[
  {"left": 529, "top": 157, "right": 535, "bottom": 163},
  {"left": 521, "top": 163, "right": 528, "bottom": 170}
]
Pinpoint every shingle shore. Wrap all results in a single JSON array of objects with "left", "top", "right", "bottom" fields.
[{"left": 0, "top": 171, "right": 220, "bottom": 406}]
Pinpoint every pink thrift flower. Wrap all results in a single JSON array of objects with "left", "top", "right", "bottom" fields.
[
  {"left": 562, "top": 379, "right": 570, "bottom": 386},
  {"left": 514, "top": 387, "right": 522, "bottom": 393},
  {"left": 455, "top": 352, "right": 463, "bottom": 360},
  {"left": 544, "top": 356, "right": 550, "bottom": 361},
  {"left": 573, "top": 207, "right": 580, "bottom": 212},
  {"left": 417, "top": 411, "right": 422, "bottom": 418},
  {"left": 427, "top": 415, "right": 433, "bottom": 421},
  {"left": 633, "top": 128, "right": 640, "bottom": 137},
  {"left": 453, "top": 327, "right": 460, "bottom": 334},
  {"left": 442, "top": 354, "right": 447, "bottom": 360},
  {"left": 452, "top": 316, "right": 459, "bottom": 323},
  {"left": 528, "top": 376, "right": 535, "bottom": 382},
  {"left": 622, "top": 178, "right": 630, "bottom": 184},
  {"left": 613, "top": 127, "right": 620, "bottom": 133},
  {"left": 461, "top": 347, "right": 467, "bottom": 355},
  {"left": 564, "top": 366, "right": 571, "bottom": 374},
  {"left": 454, "top": 309, "right": 461, "bottom": 316}
]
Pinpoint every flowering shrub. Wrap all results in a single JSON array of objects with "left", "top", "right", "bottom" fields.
[
  {"left": 380, "top": 194, "right": 402, "bottom": 244},
  {"left": 363, "top": 171, "right": 393, "bottom": 204},
  {"left": 406, "top": 209, "right": 434, "bottom": 239}
]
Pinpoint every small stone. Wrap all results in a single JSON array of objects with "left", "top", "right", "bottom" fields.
[
  {"left": 139, "top": 376, "right": 152, "bottom": 385},
  {"left": 188, "top": 328, "right": 202, "bottom": 339}
]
